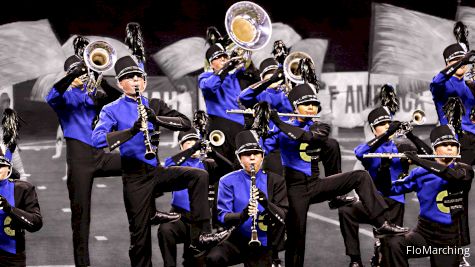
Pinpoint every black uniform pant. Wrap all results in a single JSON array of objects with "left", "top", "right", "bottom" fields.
[
  {"left": 284, "top": 169, "right": 388, "bottom": 267},
  {"left": 206, "top": 233, "right": 273, "bottom": 267},
  {"left": 65, "top": 139, "right": 122, "bottom": 267},
  {"left": 320, "top": 137, "right": 342, "bottom": 176},
  {"left": 0, "top": 250, "right": 25, "bottom": 267},
  {"left": 208, "top": 115, "right": 244, "bottom": 168},
  {"left": 338, "top": 197, "right": 404, "bottom": 256},
  {"left": 122, "top": 159, "right": 210, "bottom": 267},
  {"left": 381, "top": 217, "right": 462, "bottom": 267},
  {"left": 157, "top": 211, "right": 195, "bottom": 267}
]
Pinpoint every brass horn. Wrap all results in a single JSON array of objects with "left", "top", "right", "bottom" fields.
[
  {"left": 209, "top": 130, "right": 225, "bottom": 147},
  {"left": 283, "top": 51, "right": 315, "bottom": 84},
  {"left": 225, "top": 1, "right": 272, "bottom": 51},
  {"left": 83, "top": 40, "right": 117, "bottom": 93},
  {"left": 411, "top": 109, "right": 426, "bottom": 125}
]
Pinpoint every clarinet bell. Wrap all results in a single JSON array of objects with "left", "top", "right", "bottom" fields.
[{"left": 248, "top": 230, "right": 261, "bottom": 247}]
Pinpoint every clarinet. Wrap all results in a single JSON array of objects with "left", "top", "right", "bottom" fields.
[
  {"left": 248, "top": 163, "right": 261, "bottom": 247},
  {"left": 135, "top": 86, "right": 155, "bottom": 160}
]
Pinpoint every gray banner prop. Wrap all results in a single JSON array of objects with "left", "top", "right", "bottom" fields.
[
  {"left": 0, "top": 19, "right": 64, "bottom": 87},
  {"left": 370, "top": 3, "right": 454, "bottom": 82}
]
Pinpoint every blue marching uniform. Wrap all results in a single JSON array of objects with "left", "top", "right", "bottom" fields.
[
  {"left": 92, "top": 95, "right": 212, "bottom": 267},
  {"left": 265, "top": 115, "right": 392, "bottom": 267},
  {"left": 46, "top": 83, "right": 122, "bottom": 266},
  {"left": 431, "top": 73, "right": 475, "bottom": 166},
  {"left": 381, "top": 161, "right": 474, "bottom": 267},
  {"left": 199, "top": 69, "right": 245, "bottom": 164},
  {"left": 0, "top": 178, "right": 42, "bottom": 266},
  {"left": 206, "top": 168, "right": 288, "bottom": 266}
]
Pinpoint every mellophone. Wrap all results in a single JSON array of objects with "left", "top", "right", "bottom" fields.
[{"left": 363, "top": 153, "right": 461, "bottom": 159}]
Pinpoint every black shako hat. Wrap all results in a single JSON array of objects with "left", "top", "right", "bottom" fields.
[
  {"left": 114, "top": 56, "right": 146, "bottom": 80},
  {"left": 235, "top": 130, "right": 263, "bottom": 156},
  {"left": 443, "top": 43, "right": 467, "bottom": 63},
  {"left": 288, "top": 83, "right": 320, "bottom": 109},
  {"left": 205, "top": 44, "right": 227, "bottom": 63},
  {"left": 430, "top": 125, "right": 459, "bottom": 148},
  {"left": 64, "top": 55, "right": 82, "bottom": 72},
  {"left": 178, "top": 128, "right": 200, "bottom": 145},
  {"left": 259, "top": 58, "right": 279, "bottom": 79},
  {"left": 368, "top": 106, "right": 392, "bottom": 129}
]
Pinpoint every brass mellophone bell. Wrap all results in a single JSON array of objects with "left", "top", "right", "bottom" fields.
[{"left": 248, "top": 163, "right": 261, "bottom": 247}]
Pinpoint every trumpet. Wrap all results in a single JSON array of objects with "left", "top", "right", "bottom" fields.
[
  {"left": 209, "top": 130, "right": 225, "bottom": 147},
  {"left": 395, "top": 109, "right": 426, "bottom": 137},
  {"left": 248, "top": 163, "right": 261, "bottom": 247},
  {"left": 227, "top": 109, "right": 320, "bottom": 119},
  {"left": 363, "top": 153, "right": 461, "bottom": 159},
  {"left": 83, "top": 40, "right": 117, "bottom": 94},
  {"left": 134, "top": 86, "right": 156, "bottom": 160}
]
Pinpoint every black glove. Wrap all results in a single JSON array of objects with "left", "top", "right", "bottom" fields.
[
  {"left": 256, "top": 188, "right": 268, "bottom": 208},
  {"left": 217, "top": 58, "right": 241, "bottom": 80},
  {"left": 190, "top": 140, "right": 204, "bottom": 152},
  {"left": 269, "top": 109, "right": 280, "bottom": 122},
  {"left": 309, "top": 123, "right": 331, "bottom": 139},
  {"left": 387, "top": 121, "right": 402, "bottom": 134},
  {"left": 268, "top": 68, "right": 284, "bottom": 83},
  {"left": 145, "top": 107, "right": 158, "bottom": 124},
  {"left": 131, "top": 119, "right": 142, "bottom": 135},
  {"left": 240, "top": 205, "right": 250, "bottom": 222},
  {"left": 403, "top": 150, "right": 420, "bottom": 164},
  {"left": 461, "top": 50, "right": 475, "bottom": 65},
  {"left": 67, "top": 61, "right": 87, "bottom": 77},
  {"left": 0, "top": 195, "right": 12, "bottom": 213}
]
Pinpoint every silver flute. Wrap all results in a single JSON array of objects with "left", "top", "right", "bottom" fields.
[
  {"left": 226, "top": 109, "right": 320, "bottom": 118},
  {"left": 363, "top": 153, "right": 461, "bottom": 159}
]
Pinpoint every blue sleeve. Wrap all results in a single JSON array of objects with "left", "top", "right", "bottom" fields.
[
  {"left": 239, "top": 87, "right": 261, "bottom": 108},
  {"left": 92, "top": 108, "right": 117, "bottom": 148},
  {"left": 430, "top": 72, "right": 452, "bottom": 99},
  {"left": 199, "top": 73, "right": 222, "bottom": 96},
  {"left": 217, "top": 179, "right": 234, "bottom": 225},
  {"left": 390, "top": 169, "right": 418, "bottom": 195},
  {"left": 164, "top": 157, "right": 176, "bottom": 167},
  {"left": 262, "top": 128, "right": 280, "bottom": 155},
  {"left": 354, "top": 143, "right": 371, "bottom": 162},
  {"left": 45, "top": 87, "right": 71, "bottom": 108}
]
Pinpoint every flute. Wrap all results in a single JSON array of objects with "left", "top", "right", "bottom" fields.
[
  {"left": 363, "top": 153, "right": 461, "bottom": 159},
  {"left": 226, "top": 109, "right": 320, "bottom": 118}
]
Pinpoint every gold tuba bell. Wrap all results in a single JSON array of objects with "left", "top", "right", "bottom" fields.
[
  {"left": 283, "top": 51, "right": 315, "bottom": 85},
  {"left": 83, "top": 40, "right": 117, "bottom": 93},
  {"left": 225, "top": 1, "right": 272, "bottom": 51}
]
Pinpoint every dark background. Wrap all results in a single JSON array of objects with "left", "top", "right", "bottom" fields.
[{"left": 3, "top": 0, "right": 474, "bottom": 74}]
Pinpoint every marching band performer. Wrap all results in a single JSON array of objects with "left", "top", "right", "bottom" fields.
[
  {"left": 430, "top": 43, "right": 475, "bottom": 165},
  {"left": 198, "top": 44, "right": 246, "bottom": 164},
  {"left": 45, "top": 54, "right": 124, "bottom": 266},
  {"left": 380, "top": 125, "right": 473, "bottom": 267},
  {"left": 157, "top": 128, "right": 234, "bottom": 267},
  {"left": 0, "top": 107, "right": 42, "bottom": 266},
  {"left": 339, "top": 106, "right": 431, "bottom": 267},
  {"left": 263, "top": 83, "right": 408, "bottom": 267},
  {"left": 206, "top": 130, "right": 288, "bottom": 266},
  {"left": 92, "top": 56, "right": 232, "bottom": 267},
  {"left": 239, "top": 58, "right": 356, "bottom": 209}
]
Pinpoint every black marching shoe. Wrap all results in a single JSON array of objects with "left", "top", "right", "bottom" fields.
[
  {"left": 328, "top": 195, "right": 358, "bottom": 210},
  {"left": 349, "top": 261, "right": 364, "bottom": 267},
  {"left": 272, "top": 258, "right": 283, "bottom": 267},
  {"left": 190, "top": 226, "right": 235, "bottom": 257},
  {"left": 150, "top": 210, "right": 181, "bottom": 225},
  {"left": 373, "top": 221, "right": 408, "bottom": 238}
]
